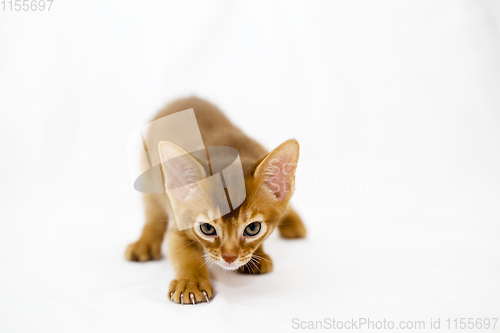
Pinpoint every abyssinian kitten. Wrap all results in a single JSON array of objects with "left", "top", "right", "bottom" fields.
[{"left": 125, "top": 97, "right": 306, "bottom": 304}]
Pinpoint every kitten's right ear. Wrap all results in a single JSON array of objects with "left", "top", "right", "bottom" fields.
[
  {"left": 158, "top": 141, "right": 206, "bottom": 201},
  {"left": 254, "top": 139, "right": 300, "bottom": 201}
]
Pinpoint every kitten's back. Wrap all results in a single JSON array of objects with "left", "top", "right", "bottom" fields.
[{"left": 154, "top": 97, "right": 268, "bottom": 175}]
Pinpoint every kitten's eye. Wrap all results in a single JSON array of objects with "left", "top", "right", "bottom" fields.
[
  {"left": 200, "top": 223, "right": 216, "bottom": 236},
  {"left": 244, "top": 222, "right": 261, "bottom": 237}
]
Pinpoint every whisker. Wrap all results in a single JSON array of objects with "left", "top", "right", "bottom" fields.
[
  {"left": 253, "top": 254, "right": 273, "bottom": 264},
  {"left": 178, "top": 241, "right": 195, "bottom": 251},
  {"left": 243, "top": 261, "right": 253, "bottom": 275},
  {"left": 250, "top": 257, "right": 261, "bottom": 274},
  {"left": 199, "top": 255, "right": 210, "bottom": 269}
]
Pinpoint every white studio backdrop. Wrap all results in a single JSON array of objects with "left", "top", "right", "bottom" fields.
[{"left": 1, "top": 1, "right": 499, "bottom": 332}]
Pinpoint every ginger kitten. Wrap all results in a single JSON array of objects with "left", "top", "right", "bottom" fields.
[{"left": 125, "top": 97, "right": 306, "bottom": 304}]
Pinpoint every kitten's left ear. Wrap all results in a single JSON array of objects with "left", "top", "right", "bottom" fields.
[
  {"left": 254, "top": 139, "right": 300, "bottom": 201},
  {"left": 158, "top": 141, "right": 207, "bottom": 201}
]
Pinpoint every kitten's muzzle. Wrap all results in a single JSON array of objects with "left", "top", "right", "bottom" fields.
[{"left": 221, "top": 253, "right": 238, "bottom": 263}]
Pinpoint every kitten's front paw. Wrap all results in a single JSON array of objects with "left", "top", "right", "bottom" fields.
[
  {"left": 168, "top": 278, "right": 213, "bottom": 305},
  {"left": 125, "top": 237, "right": 162, "bottom": 262},
  {"left": 238, "top": 253, "right": 273, "bottom": 274},
  {"left": 278, "top": 210, "right": 307, "bottom": 239}
]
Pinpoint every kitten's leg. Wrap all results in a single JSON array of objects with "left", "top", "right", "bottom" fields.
[
  {"left": 167, "top": 231, "right": 213, "bottom": 304},
  {"left": 238, "top": 244, "right": 273, "bottom": 274},
  {"left": 278, "top": 208, "right": 307, "bottom": 239},
  {"left": 125, "top": 193, "right": 168, "bottom": 261}
]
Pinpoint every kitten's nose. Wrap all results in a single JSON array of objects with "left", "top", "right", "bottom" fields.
[{"left": 222, "top": 253, "right": 238, "bottom": 263}]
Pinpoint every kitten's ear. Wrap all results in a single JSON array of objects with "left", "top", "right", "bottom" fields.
[
  {"left": 158, "top": 141, "right": 206, "bottom": 201},
  {"left": 254, "top": 139, "right": 299, "bottom": 201}
]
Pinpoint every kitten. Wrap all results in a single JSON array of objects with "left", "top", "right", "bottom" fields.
[{"left": 125, "top": 97, "right": 306, "bottom": 304}]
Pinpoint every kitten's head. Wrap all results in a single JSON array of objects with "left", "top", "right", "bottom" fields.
[{"left": 159, "top": 139, "right": 299, "bottom": 270}]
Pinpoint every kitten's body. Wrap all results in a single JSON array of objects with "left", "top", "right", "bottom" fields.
[{"left": 126, "top": 97, "right": 306, "bottom": 304}]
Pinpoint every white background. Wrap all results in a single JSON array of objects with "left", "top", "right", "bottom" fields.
[{"left": 1, "top": 1, "right": 499, "bottom": 332}]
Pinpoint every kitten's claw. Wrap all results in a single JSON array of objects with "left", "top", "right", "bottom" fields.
[
  {"left": 168, "top": 278, "right": 213, "bottom": 304},
  {"left": 202, "top": 290, "right": 210, "bottom": 303}
]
